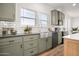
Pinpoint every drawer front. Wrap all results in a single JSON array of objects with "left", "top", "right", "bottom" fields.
[
  {"left": 24, "top": 48, "right": 38, "bottom": 56},
  {"left": 0, "top": 37, "right": 22, "bottom": 46},
  {"left": 9, "top": 37, "right": 22, "bottom": 43},
  {"left": 0, "top": 38, "right": 10, "bottom": 46},
  {"left": 23, "top": 35, "right": 40, "bottom": 41},
  {"left": 24, "top": 40, "right": 38, "bottom": 50}
]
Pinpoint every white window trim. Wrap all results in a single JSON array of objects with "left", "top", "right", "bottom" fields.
[
  {"left": 38, "top": 12, "right": 48, "bottom": 27},
  {"left": 20, "top": 8, "right": 36, "bottom": 27}
]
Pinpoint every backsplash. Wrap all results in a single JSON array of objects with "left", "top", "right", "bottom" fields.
[
  {"left": 0, "top": 21, "right": 49, "bottom": 34},
  {"left": 0, "top": 21, "right": 15, "bottom": 28}
]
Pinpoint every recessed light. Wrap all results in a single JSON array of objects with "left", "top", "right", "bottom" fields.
[{"left": 72, "top": 3, "right": 76, "bottom": 6}]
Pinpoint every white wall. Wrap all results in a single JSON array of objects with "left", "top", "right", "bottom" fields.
[
  {"left": 63, "top": 13, "right": 72, "bottom": 34},
  {"left": 71, "top": 17, "right": 79, "bottom": 28}
]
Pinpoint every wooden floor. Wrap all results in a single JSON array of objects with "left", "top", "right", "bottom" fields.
[{"left": 39, "top": 44, "right": 64, "bottom": 56}]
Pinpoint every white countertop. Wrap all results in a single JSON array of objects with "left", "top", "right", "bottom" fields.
[{"left": 63, "top": 33, "right": 79, "bottom": 40}]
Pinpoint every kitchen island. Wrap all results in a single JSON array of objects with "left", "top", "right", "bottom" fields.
[{"left": 63, "top": 33, "right": 79, "bottom": 56}]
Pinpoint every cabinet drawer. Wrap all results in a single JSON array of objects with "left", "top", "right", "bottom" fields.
[
  {"left": 0, "top": 37, "right": 22, "bottom": 46},
  {"left": 24, "top": 40, "right": 38, "bottom": 50},
  {"left": 24, "top": 48, "right": 38, "bottom": 56},
  {"left": 23, "top": 35, "right": 39, "bottom": 41},
  {"left": 0, "top": 38, "right": 10, "bottom": 46},
  {"left": 9, "top": 37, "right": 22, "bottom": 43}
]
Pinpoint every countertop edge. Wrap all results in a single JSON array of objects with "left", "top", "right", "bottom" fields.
[{"left": 0, "top": 33, "right": 40, "bottom": 38}]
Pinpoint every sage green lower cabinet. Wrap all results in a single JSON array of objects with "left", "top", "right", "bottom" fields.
[
  {"left": 46, "top": 37, "right": 52, "bottom": 50},
  {"left": 38, "top": 37, "right": 52, "bottom": 53},
  {"left": 0, "top": 37, "right": 23, "bottom": 56},
  {"left": 0, "top": 34, "right": 40, "bottom": 56},
  {"left": 0, "top": 43, "right": 23, "bottom": 56},
  {"left": 23, "top": 35, "right": 40, "bottom": 56},
  {"left": 23, "top": 40, "right": 39, "bottom": 56},
  {"left": 0, "top": 34, "right": 53, "bottom": 56},
  {"left": 38, "top": 38, "right": 47, "bottom": 53},
  {"left": 58, "top": 32, "right": 62, "bottom": 44}
]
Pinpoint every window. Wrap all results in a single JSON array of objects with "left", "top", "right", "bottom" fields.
[
  {"left": 20, "top": 8, "right": 36, "bottom": 26},
  {"left": 38, "top": 13, "right": 48, "bottom": 27}
]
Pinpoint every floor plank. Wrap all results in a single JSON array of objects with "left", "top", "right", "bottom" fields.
[{"left": 39, "top": 44, "right": 64, "bottom": 56}]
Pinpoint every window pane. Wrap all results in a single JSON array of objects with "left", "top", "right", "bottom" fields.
[
  {"left": 20, "top": 8, "right": 36, "bottom": 26},
  {"left": 40, "top": 21, "right": 47, "bottom": 27},
  {"left": 39, "top": 13, "right": 48, "bottom": 20},
  {"left": 21, "top": 8, "right": 35, "bottom": 18},
  {"left": 21, "top": 8, "right": 24, "bottom": 17},
  {"left": 20, "top": 18, "right": 35, "bottom": 26}
]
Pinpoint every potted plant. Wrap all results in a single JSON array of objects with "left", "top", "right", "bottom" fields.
[{"left": 24, "top": 25, "right": 32, "bottom": 34}]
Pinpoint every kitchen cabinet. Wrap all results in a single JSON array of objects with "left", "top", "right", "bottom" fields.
[
  {"left": 0, "top": 37, "right": 23, "bottom": 56},
  {"left": 0, "top": 3, "right": 16, "bottom": 21},
  {"left": 59, "top": 12, "right": 65, "bottom": 21},
  {"left": 0, "top": 33, "right": 53, "bottom": 56},
  {"left": 51, "top": 9, "right": 65, "bottom": 25},
  {"left": 58, "top": 12, "right": 65, "bottom": 25},
  {"left": 38, "top": 38, "right": 47, "bottom": 53},
  {"left": 23, "top": 34, "right": 40, "bottom": 56},
  {"left": 58, "top": 32, "right": 62, "bottom": 44},
  {"left": 0, "top": 34, "right": 40, "bottom": 56},
  {"left": 38, "top": 37, "right": 52, "bottom": 53},
  {"left": 51, "top": 10, "right": 59, "bottom": 25},
  {"left": 46, "top": 37, "right": 52, "bottom": 50},
  {"left": 0, "top": 43, "right": 23, "bottom": 56}
]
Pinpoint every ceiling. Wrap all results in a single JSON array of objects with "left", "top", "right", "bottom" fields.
[{"left": 47, "top": 3, "right": 79, "bottom": 18}]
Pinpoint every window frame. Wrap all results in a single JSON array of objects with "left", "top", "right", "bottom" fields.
[
  {"left": 38, "top": 12, "right": 48, "bottom": 27},
  {"left": 20, "top": 8, "right": 37, "bottom": 27}
]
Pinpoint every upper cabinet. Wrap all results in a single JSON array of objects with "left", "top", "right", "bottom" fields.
[
  {"left": 51, "top": 9, "right": 65, "bottom": 26},
  {"left": 0, "top": 3, "right": 16, "bottom": 21}
]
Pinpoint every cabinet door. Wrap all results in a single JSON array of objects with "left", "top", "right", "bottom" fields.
[
  {"left": 58, "top": 12, "right": 64, "bottom": 25},
  {"left": 58, "top": 32, "right": 62, "bottom": 44},
  {"left": 0, "top": 37, "right": 23, "bottom": 56},
  {"left": 46, "top": 37, "right": 52, "bottom": 50},
  {"left": 0, "top": 3, "right": 15, "bottom": 21},
  {"left": 38, "top": 38, "right": 47, "bottom": 53},
  {"left": 0, "top": 43, "right": 23, "bottom": 56},
  {"left": 51, "top": 10, "right": 59, "bottom": 25},
  {"left": 10, "top": 43, "right": 23, "bottom": 56}
]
